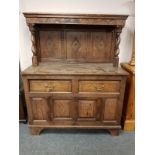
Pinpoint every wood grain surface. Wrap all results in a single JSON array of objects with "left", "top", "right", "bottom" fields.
[{"left": 22, "top": 13, "right": 128, "bottom": 136}]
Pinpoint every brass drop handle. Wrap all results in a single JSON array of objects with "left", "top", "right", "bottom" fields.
[
  {"left": 44, "top": 83, "right": 55, "bottom": 92},
  {"left": 47, "top": 85, "right": 55, "bottom": 92},
  {"left": 44, "top": 84, "right": 49, "bottom": 88},
  {"left": 95, "top": 85, "right": 105, "bottom": 91}
]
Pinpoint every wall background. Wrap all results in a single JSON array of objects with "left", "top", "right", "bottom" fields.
[{"left": 19, "top": 0, "right": 135, "bottom": 70}]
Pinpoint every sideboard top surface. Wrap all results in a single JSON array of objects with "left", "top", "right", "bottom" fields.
[{"left": 22, "top": 62, "right": 128, "bottom": 76}]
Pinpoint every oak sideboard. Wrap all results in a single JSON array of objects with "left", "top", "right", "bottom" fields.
[{"left": 22, "top": 13, "right": 128, "bottom": 136}]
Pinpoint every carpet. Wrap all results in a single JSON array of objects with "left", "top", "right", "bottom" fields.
[{"left": 19, "top": 124, "right": 134, "bottom": 155}]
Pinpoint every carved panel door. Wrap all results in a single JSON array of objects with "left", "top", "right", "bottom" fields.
[
  {"left": 30, "top": 96, "right": 120, "bottom": 124},
  {"left": 50, "top": 98, "right": 105, "bottom": 122},
  {"left": 77, "top": 97, "right": 119, "bottom": 123},
  {"left": 30, "top": 97, "right": 75, "bottom": 122},
  {"left": 51, "top": 98, "right": 75, "bottom": 121},
  {"left": 77, "top": 98, "right": 102, "bottom": 121}
]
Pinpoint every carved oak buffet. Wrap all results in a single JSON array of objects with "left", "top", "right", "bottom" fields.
[{"left": 22, "top": 13, "right": 128, "bottom": 136}]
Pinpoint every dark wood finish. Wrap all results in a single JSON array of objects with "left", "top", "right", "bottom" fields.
[
  {"left": 22, "top": 13, "right": 128, "bottom": 136},
  {"left": 24, "top": 13, "right": 128, "bottom": 67},
  {"left": 22, "top": 73, "right": 127, "bottom": 136},
  {"left": 121, "top": 63, "right": 135, "bottom": 131}
]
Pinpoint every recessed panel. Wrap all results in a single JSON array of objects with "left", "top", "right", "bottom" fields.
[
  {"left": 66, "top": 31, "right": 88, "bottom": 59},
  {"left": 31, "top": 97, "right": 49, "bottom": 121},
  {"left": 104, "top": 98, "right": 117, "bottom": 120},
  {"left": 78, "top": 100, "right": 96, "bottom": 118},
  {"left": 53, "top": 100, "right": 71, "bottom": 118},
  {"left": 90, "top": 32, "right": 113, "bottom": 61},
  {"left": 40, "top": 31, "right": 64, "bottom": 59},
  {"left": 39, "top": 28, "right": 114, "bottom": 63}
]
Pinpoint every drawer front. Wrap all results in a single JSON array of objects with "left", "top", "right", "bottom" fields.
[
  {"left": 30, "top": 80, "right": 71, "bottom": 92},
  {"left": 79, "top": 81, "right": 120, "bottom": 93}
]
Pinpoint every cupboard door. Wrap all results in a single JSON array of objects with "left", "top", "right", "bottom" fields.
[
  {"left": 30, "top": 96, "right": 120, "bottom": 125},
  {"left": 77, "top": 99, "right": 102, "bottom": 121},
  {"left": 31, "top": 97, "right": 50, "bottom": 122},
  {"left": 52, "top": 99, "right": 75, "bottom": 120},
  {"left": 78, "top": 100, "right": 96, "bottom": 120}
]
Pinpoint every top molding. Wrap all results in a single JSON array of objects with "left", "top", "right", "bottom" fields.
[{"left": 23, "top": 12, "right": 128, "bottom": 26}]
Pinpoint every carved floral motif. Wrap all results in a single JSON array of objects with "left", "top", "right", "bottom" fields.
[{"left": 72, "top": 38, "right": 81, "bottom": 51}]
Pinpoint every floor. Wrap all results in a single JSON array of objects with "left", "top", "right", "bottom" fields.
[{"left": 19, "top": 124, "right": 135, "bottom": 155}]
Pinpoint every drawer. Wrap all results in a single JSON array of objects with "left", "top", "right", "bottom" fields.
[
  {"left": 30, "top": 80, "right": 71, "bottom": 92},
  {"left": 79, "top": 81, "right": 120, "bottom": 92}
]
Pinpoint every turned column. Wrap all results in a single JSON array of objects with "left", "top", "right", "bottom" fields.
[
  {"left": 113, "top": 27, "right": 122, "bottom": 67},
  {"left": 28, "top": 24, "right": 38, "bottom": 66}
]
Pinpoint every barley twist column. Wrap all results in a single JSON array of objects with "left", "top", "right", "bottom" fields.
[
  {"left": 114, "top": 27, "right": 122, "bottom": 67},
  {"left": 28, "top": 24, "right": 38, "bottom": 66}
]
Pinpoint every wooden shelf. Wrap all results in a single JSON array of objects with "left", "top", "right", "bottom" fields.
[{"left": 22, "top": 62, "right": 128, "bottom": 76}]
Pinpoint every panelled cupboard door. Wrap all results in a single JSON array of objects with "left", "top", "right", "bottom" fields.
[
  {"left": 46, "top": 98, "right": 102, "bottom": 121},
  {"left": 30, "top": 97, "right": 75, "bottom": 122},
  {"left": 50, "top": 98, "right": 100, "bottom": 121},
  {"left": 30, "top": 96, "right": 119, "bottom": 124},
  {"left": 78, "top": 98, "right": 119, "bottom": 123},
  {"left": 78, "top": 99, "right": 102, "bottom": 121},
  {"left": 52, "top": 99, "right": 75, "bottom": 120}
]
